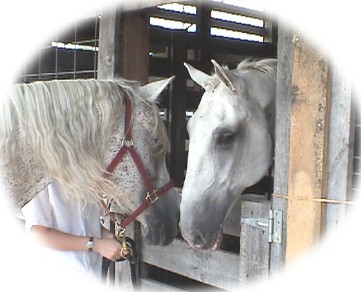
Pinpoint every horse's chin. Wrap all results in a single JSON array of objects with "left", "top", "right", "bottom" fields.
[
  {"left": 185, "top": 228, "right": 223, "bottom": 251},
  {"left": 143, "top": 224, "right": 164, "bottom": 246},
  {"left": 143, "top": 222, "right": 176, "bottom": 246}
]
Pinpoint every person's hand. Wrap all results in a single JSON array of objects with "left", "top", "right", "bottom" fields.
[
  {"left": 101, "top": 228, "right": 115, "bottom": 240},
  {"left": 94, "top": 237, "right": 122, "bottom": 261}
]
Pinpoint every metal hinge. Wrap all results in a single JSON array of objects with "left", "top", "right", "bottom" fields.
[{"left": 240, "top": 209, "right": 283, "bottom": 243}]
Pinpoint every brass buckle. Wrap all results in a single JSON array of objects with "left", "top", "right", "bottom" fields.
[{"left": 146, "top": 190, "right": 159, "bottom": 204}]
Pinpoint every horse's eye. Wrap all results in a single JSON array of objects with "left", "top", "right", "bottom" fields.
[{"left": 217, "top": 131, "right": 235, "bottom": 145}]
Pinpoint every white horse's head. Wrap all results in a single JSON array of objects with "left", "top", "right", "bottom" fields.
[
  {"left": 0, "top": 77, "right": 179, "bottom": 246},
  {"left": 180, "top": 59, "right": 276, "bottom": 250}
]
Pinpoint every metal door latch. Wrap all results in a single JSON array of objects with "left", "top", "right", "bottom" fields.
[{"left": 240, "top": 209, "right": 283, "bottom": 243}]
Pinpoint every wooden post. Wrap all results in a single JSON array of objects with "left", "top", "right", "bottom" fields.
[
  {"left": 97, "top": 7, "right": 150, "bottom": 287},
  {"left": 98, "top": 8, "right": 122, "bottom": 79},
  {"left": 271, "top": 26, "right": 355, "bottom": 275},
  {"left": 272, "top": 28, "right": 335, "bottom": 272},
  {"left": 117, "top": 10, "right": 150, "bottom": 83},
  {"left": 169, "top": 31, "right": 187, "bottom": 187},
  {"left": 270, "top": 25, "right": 293, "bottom": 274},
  {"left": 98, "top": 9, "right": 149, "bottom": 82},
  {"left": 325, "top": 68, "right": 354, "bottom": 231},
  {"left": 197, "top": 2, "right": 212, "bottom": 73},
  {"left": 285, "top": 35, "right": 331, "bottom": 262}
]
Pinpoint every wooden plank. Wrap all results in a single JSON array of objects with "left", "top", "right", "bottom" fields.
[
  {"left": 285, "top": 35, "right": 331, "bottom": 262},
  {"left": 97, "top": 8, "right": 122, "bottom": 282},
  {"left": 326, "top": 67, "right": 354, "bottom": 231},
  {"left": 140, "top": 278, "right": 186, "bottom": 291},
  {"left": 97, "top": 8, "right": 150, "bottom": 287},
  {"left": 270, "top": 25, "right": 293, "bottom": 274},
  {"left": 141, "top": 238, "right": 239, "bottom": 289},
  {"left": 239, "top": 201, "right": 271, "bottom": 283},
  {"left": 207, "top": 37, "right": 277, "bottom": 57},
  {"left": 196, "top": 3, "right": 213, "bottom": 73},
  {"left": 169, "top": 31, "right": 188, "bottom": 186},
  {"left": 118, "top": 10, "right": 150, "bottom": 83},
  {"left": 97, "top": 8, "right": 122, "bottom": 79},
  {"left": 98, "top": 9, "right": 149, "bottom": 82}
]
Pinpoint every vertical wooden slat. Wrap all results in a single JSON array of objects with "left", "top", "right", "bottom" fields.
[
  {"left": 97, "top": 8, "right": 150, "bottom": 287},
  {"left": 326, "top": 68, "right": 354, "bottom": 231},
  {"left": 97, "top": 8, "right": 122, "bottom": 79},
  {"left": 169, "top": 32, "right": 187, "bottom": 186},
  {"left": 239, "top": 201, "right": 271, "bottom": 283},
  {"left": 98, "top": 9, "right": 149, "bottom": 82},
  {"left": 285, "top": 35, "right": 331, "bottom": 262},
  {"left": 270, "top": 25, "right": 293, "bottom": 275},
  {"left": 97, "top": 8, "right": 121, "bottom": 283},
  {"left": 118, "top": 10, "right": 150, "bottom": 83},
  {"left": 197, "top": 2, "right": 212, "bottom": 73}
]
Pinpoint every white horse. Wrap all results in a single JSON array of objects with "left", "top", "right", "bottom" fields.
[
  {"left": 0, "top": 77, "right": 179, "bottom": 246},
  {"left": 180, "top": 59, "right": 277, "bottom": 250}
]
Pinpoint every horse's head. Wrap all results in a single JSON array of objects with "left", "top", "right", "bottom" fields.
[
  {"left": 180, "top": 60, "right": 276, "bottom": 250},
  {"left": 106, "top": 77, "right": 179, "bottom": 246}
]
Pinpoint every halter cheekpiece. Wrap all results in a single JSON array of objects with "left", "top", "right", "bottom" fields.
[{"left": 101, "top": 94, "right": 174, "bottom": 235}]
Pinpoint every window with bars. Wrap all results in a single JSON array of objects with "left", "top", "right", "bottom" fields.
[
  {"left": 18, "top": 2, "right": 273, "bottom": 83},
  {"left": 151, "top": 1, "right": 268, "bottom": 42},
  {"left": 17, "top": 16, "right": 100, "bottom": 83}
]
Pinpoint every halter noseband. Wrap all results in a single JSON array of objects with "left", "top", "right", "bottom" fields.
[{"left": 102, "top": 94, "right": 174, "bottom": 232}]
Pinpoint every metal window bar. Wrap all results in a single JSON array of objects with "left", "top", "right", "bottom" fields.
[{"left": 19, "top": 15, "right": 99, "bottom": 83}]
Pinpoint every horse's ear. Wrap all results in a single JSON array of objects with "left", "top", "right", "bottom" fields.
[
  {"left": 184, "top": 62, "right": 210, "bottom": 89},
  {"left": 140, "top": 76, "right": 175, "bottom": 103},
  {"left": 211, "top": 59, "right": 237, "bottom": 92}
]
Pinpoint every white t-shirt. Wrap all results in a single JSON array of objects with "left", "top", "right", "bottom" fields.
[{"left": 21, "top": 183, "right": 103, "bottom": 279}]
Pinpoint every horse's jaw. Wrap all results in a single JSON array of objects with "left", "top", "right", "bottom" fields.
[{"left": 179, "top": 180, "right": 236, "bottom": 250}]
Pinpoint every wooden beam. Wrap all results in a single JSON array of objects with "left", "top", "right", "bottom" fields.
[
  {"left": 141, "top": 238, "right": 239, "bottom": 289},
  {"left": 239, "top": 201, "right": 271, "bottom": 283},
  {"left": 285, "top": 35, "right": 331, "bottom": 262},
  {"left": 169, "top": 31, "right": 187, "bottom": 186},
  {"left": 197, "top": 3, "right": 213, "bottom": 73},
  {"left": 97, "top": 8, "right": 122, "bottom": 79},
  {"left": 97, "top": 8, "right": 150, "bottom": 287},
  {"left": 270, "top": 25, "right": 293, "bottom": 275},
  {"left": 325, "top": 67, "right": 354, "bottom": 231},
  {"left": 207, "top": 37, "right": 277, "bottom": 57},
  {"left": 118, "top": 10, "right": 150, "bottom": 83},
  {"left": 98, "top": 9, "right": 150, "bottom": 82}
]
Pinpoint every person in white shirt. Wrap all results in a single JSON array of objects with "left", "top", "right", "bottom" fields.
[{"left": 21, "top": 182, "right": 123, "bottom": 279}]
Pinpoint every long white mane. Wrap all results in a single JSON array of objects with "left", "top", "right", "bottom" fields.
[{"left": 0, "top": 79, "right": 165, "bottom": 208}]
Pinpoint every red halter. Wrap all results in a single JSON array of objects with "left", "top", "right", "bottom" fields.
[{"left": 103, "top": 94, "right": 174, "bottom": 230}]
